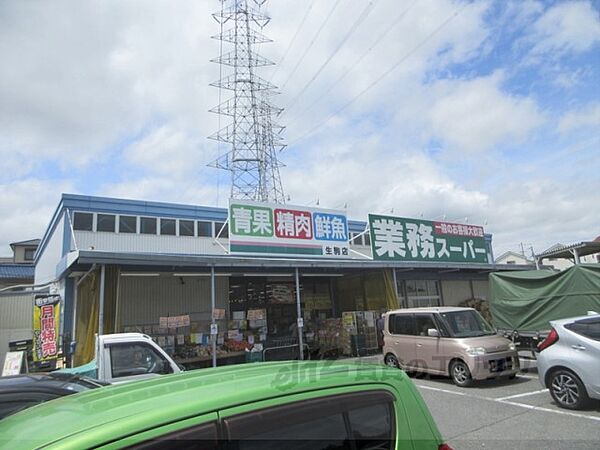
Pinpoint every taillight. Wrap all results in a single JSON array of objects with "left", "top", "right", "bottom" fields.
[
  {"left": 439, "top": 444, "right": 454, "bottom": 450},
  {"left": 537, "top": 328, "right": 559, "bottom": 352}
]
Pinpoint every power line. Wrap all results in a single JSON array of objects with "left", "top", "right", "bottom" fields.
[
  {"left": 284, "top": 0, "right": 378, "bottom": 112},
  {"left": 279, "top": 0, "right": 344, "bottom": 91},
  {"left": 269, "top": 0, "right": 316, "bottom": 83},
  {"left": 284, "top": 0, "right": 419, "bottom": 125},
  {"left": 288, "top": 2, "right": 469, "bottom": 147}
]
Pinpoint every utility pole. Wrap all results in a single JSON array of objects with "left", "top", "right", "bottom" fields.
[{"left": 209, "top": 0, "right": 286, "bottom": 203}]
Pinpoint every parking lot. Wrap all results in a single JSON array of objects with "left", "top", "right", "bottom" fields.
[{"left": 353, "top": 355, "right": 600, "bottom": 449}]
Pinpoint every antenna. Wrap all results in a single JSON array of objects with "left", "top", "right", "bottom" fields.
[{"left": 208, "top": 0, "right": 286, "bottom": 203}]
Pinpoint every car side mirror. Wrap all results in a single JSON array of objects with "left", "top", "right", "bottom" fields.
[
  {"left": 161, "top": 361, "right": 173, "bottom": 374},
  {"left": 428, "top": 328, "right": 440, "bottom": 338}
]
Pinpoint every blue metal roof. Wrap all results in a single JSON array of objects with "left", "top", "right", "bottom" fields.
[{"left": 0, "top": 264, "right": 35, "bottom": 280}]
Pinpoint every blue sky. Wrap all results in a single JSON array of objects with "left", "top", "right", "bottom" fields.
[{"left": 0, "top": 0, "right": 599, "bottom": 258}]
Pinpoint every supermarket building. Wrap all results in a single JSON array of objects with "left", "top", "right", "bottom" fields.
[{"left": 34, "top": 194, "right": 527, "bottom": 367}]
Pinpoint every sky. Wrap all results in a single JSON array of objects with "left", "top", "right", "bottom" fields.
[{"left": 0, "top": 0, "right": 599, "bottom": 259}]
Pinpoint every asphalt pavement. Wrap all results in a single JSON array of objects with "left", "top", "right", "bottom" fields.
[{"left": 349, "top": 355, "right": 600, "bottom": 449}]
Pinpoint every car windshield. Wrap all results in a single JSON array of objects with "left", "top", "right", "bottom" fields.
[{"left": 439, "top": 310, "right": 496, "bottom": 338}]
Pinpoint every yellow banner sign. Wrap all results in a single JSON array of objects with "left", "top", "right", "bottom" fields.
[{"left": 33, "top": 294, "right": 61, "bottom": 362}]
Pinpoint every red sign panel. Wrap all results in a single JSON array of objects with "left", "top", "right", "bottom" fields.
[
  {"left": 274, "top": 208, "right": 313, "bottom": 239},
  {"left": 434, "top": 221, "right": 484, "bottom": 238}
]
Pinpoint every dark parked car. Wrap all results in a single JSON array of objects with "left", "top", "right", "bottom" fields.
[{"left": 0, "top": 372, "right": 105, "bottom": 419}]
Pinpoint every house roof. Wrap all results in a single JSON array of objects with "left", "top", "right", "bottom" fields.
[
  {"left": 537, "top": 241, "right": 600, "bottom": 259},
  {"left": 0, "top": 264, "right": 35, "bottom": 280},
  {"left": 494, "top": 251, "right": 533, "bottom": 263},
  {"left": 9, "top": 239, "right": 40, "bottom": 250}
]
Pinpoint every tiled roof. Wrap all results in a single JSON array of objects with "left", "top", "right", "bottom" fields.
[{"left": 0, "top": 264, "right": 35, "bottom": 280}]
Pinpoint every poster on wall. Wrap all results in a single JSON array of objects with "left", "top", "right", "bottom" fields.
[
  {"left": 368, "top": 214, "right": 489, "bottom": 263},
  {"left": 229, "top": 199, "right": 349, "bottom": 258},
  {"left": 32, "top": 294, "right": 61, "bottom": 362}
]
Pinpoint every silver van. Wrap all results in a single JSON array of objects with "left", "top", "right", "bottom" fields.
[{"left": 383, "top": 306, "right": 519, "bottom": 386}]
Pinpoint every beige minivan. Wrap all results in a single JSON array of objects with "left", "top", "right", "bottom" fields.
[{"left": 383, "top": 306, "right": 519, "bottom": 386}]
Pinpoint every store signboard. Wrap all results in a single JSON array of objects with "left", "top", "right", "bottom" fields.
[
  {"left": 33, "top": 294, "right": 61, "bottom": 362},
  {"left": 368, "top": 214, "right": 488, "bottom": 263},
  {"left": 2, "top": 351, "right": 25, "bottom": 376},
  {"left": 229, "top": 199, "right": 349, "bottom": 258}
]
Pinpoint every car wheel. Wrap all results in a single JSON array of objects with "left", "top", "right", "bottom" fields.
[
  {"left": 549, "top": 369, "right": 590, "bottom": 410},
  {"left": 508, "top": 374, "right": 517, "bottom": 380},
  {"left": 384, "top": 354, "right": 399, "bottom": 369},
  {"left": 450, "top": 360, "right": 473, "bottom": 387}
]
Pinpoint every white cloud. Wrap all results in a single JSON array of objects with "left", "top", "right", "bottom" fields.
[
  {"left": 0, "top": 179, "right": 73, "bottom": 255},
  {"left": 558, "top": 103, "right": 600, "bottom": 133},
  {"left": 524, "top": 0, "right": 600, "bottom": 57},
  {"left": 124, "top": 125, "right": 210, "bottom": 177},
  {"left": 427, "top": 73, "right": 544, "bottom": 153}
]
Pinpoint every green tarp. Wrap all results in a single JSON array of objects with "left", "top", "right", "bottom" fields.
[{"left": 489, "top": 264, "right": 600, "bottom": 332}]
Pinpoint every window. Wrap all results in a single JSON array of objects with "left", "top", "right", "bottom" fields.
[
  {"left": 119, "top": 215, "right": 137, "bottom": 233},
  {"left": 24, "top": 248, "right": 35, "bottom": 261},
  {"left": 160, "top": 218, "right": 176, "bottom": 236},
  {"left": 224, "top": 391, "right": 395, "bottom": 450},
  {"left": 566, "top": 318, "right": 600, "bottom": 341},
  {"left": 348, "top": 402, "right": 394, "bottom": 449},
  {"left": 126, "top": 421, "right": 218, "bottom": 450},
  {"left": 389, "top": 314, "right": 415, "bottom": 335},
  {"left": 97, "top": 214, "right": 116, "bottom": 232},
  {"left": 140, "top": 217, "right": 157, "bottom": 235},
  {"left": 415, "top": 314, "right": 437, "bottom": 337},
  {"left": 405, "top": 280, "right": 440, "bottom": 308},
  {"left": 215, "top": 222, "right": 228, "bottom": 238},
  {"left": 73, "top": 212, "right": 93, "bottom": 231},
  {"left": 363, "top": 232, "right": 370, "bottom": 247},
  {"left": 179, "top": 219, "right": 195, "bottom": 237},
  {"left": 109, "top": 343, "right": 172, "bottom": 379},
  {"left": 197, "top": 221, "right": 212, "bottom": 237}
]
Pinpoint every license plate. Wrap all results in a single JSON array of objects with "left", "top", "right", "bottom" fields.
[{"left": 490, "top": 359, "right": 506, "bottom": 372}]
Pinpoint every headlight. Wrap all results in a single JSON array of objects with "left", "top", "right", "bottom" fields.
[
  {"left": 508, "top": 342, "right": 516, "bottom": 351},
  {"left": 465, "top": 347, "right": 486, "bottom": 356}
]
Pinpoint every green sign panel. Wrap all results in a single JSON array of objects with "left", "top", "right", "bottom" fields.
[
  {"left": 368, "top": 214, "right": 489, "bottom": 263},
  {"left": 230, "top": 203, "right": 274, "bottom": 237}
]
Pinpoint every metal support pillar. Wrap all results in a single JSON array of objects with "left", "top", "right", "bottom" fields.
[
  {"left": 392, "top": 268, "right": 400, "bottom": 308},
  {"left": 72, "top": 279, "right": 78, "bottom": 342},
  {"left": 211, "top": 266, "right": 217, "bottom": 368},
  {"left": 98, "top": 265, "right": 106, "bottom": 335},
  {"left": 572, "top": 248, "right": 581, "bottom": 265},
  {"left": 295, "top": 268, "right": 304, "bottom": 361}
]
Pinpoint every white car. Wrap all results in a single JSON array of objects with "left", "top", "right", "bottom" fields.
[{"left": 536, "top": 313, "right": 600, "bottom": 410}]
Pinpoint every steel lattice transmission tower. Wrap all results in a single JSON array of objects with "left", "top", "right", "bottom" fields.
[{"left": 209, "top": 0, "right": 286, "bottom": 203}]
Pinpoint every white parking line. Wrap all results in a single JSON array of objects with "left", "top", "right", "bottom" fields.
[
  {"left": 496, "top": 389, "right": 548, "bottom": 401},
  {"left": 416, "top": 385, "right": 468, "bottom": 396},
  {"left": 498, "top": 400, "right": 600, "bottom": 423},
  {"left": 414, "top": 383, "right": 600, "bottom": 422}
]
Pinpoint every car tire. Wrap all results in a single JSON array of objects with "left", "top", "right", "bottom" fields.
[
  {"left": 450, "top": 360, "right": 473, "bottom": 387},
  {"left": 384, "top": 354, "right": 400, "bottom": 369},
  {"left": 548, "top": 369, "right": 590, "bottom": 410},
  {"left": 508, "top": 374, "right": 517, "bottom": 380}
]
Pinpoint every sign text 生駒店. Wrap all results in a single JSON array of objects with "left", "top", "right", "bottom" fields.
[
  {"left": 229, "top": 200, "right": 349, "bottom": 258},
  {"left": 368, "top": 214, "right": 489, "bottom": 263},
  {"left": 33, "top": 294, "right": 61, "bottom": 362}
]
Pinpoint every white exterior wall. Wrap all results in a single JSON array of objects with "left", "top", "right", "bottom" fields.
[
  {"left": 0, "top": 293, "right": 33, "bottom": 368},
  {"left": 35, "top": 214, "right": 66, "bottom": 285},
  {"left": 75, "top": 231, "right": 228, "bottom": 256},
  {"left": 441, "top": 280, "right": 472, "bottom": 306}
]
